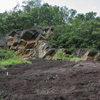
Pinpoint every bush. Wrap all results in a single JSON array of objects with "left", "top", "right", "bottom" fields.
[
  {"left": 53, "top": 49, "right": 82, "bottom": 61},
  {"left": 0, "top": 49, "right": 32, "bottom": 66},
  {"left": 0, "top": 49, "right": 15, "bottom": 60},
  {"left": 53, "top": 49, "right": 72, "bottom": 61}
]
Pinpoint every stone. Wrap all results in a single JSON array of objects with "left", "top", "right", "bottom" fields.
[
  {"left": 72, "top": 48, "right": 100, "bottom": 61},
  {"left": 20, "top": 30, "right": 33, "bottom": 40},
  {"left": 17, "top": 39, "right": 27, "bottom": 50},
  {"left": 7, "top": 36, "right": 14, "bottom": 49},
  {"left": 12, "top": 34, "right": 21, "bottom": 47},
  {"left": 37, "top": 40, "right": 55, "bottom": 59},
  {"left": 25, "top": 41, "right": 36, "bottom": 49},
  {"left": 41, "top": 26, "right": 54, "bottom": 38},
  {"left": 8, "top": 29, "right": 21, "bottom": 37}
]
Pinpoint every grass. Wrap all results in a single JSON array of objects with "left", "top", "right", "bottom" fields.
[
  {"left": 1, "top": 67, "right": 7, "bottom": 70},
  {"left": 52, "top": 49, "right": 83, "bottom": 61},
  {"left": 0, "top": 58, "right": 32, "bottom": 66},
  {"left": 0, "top": 49, "right": 32, "bottom": 67},
  {"left": 70, "top": 57, "right": 82, "bottom": 61}
]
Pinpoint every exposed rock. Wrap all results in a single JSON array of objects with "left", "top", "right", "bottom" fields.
[
  {"left": 53, "top": 48, "right": 71, "bottom": 60},
  {"left": 37, "top": 40, "right": 55, "bottom": 59},
  {"left": 7, "top": 36, "right": 14, "bottom": 49},
  {"left": 20, "top": 30, "right": 33, "bottom": 40},
  {"left": 8, "top": 29, "right": 21, "bottom": 37},
  {"left": 1, "top": 27, "right": 55, "bottom": 59},
  {"left": 25, "top": 41, "right": 36, "bottom": 49},
  {"left": 1, "top": 27, "right": 100, "bottom": 61},
  {"left": 41, "top": 26, "right": 54, "bottom": 38},
  {"left": 17, "top": 39, "right": 27, "bottom": 50},
  {"left": 72, "top": 48, "right": 87, "bottom": 58},
  {"left": 72, "top": 48, "right": 100, "bottom": 61},
  {"left": 12, "top": 34, "right": 20, "bottom": 46}
]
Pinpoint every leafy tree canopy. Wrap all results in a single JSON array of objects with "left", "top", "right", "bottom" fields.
[{"left": 0, "top": 0, "right": 100, "bottom": 51}]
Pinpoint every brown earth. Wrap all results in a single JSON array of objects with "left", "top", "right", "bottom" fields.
[{"left": 0, "top": 59, "right": 100, "bottom": 100}]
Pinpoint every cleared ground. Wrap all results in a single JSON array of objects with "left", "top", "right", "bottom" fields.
[{"left": 0, "top": 59, "right": 100, "bottom": 100}]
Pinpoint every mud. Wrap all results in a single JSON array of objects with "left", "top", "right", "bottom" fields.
[{"left": 0, "top": 59, "right": 100, "bottom": 100}]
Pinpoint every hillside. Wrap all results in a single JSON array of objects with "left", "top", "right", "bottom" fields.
[
  {"left": 0, "top": 0, "right": 100, "bottom": 99},
  {"left": 0, "top": 59, "right": 100, "bottom": 100},
  {"left": 0, "top": 0, "right": 100, "bottom": 52}
]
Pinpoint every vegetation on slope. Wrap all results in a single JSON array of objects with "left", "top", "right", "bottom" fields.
[
  {"left": 52, "top": 49, "right": 82, "bottom": 61},
  {"left": 0, "top": 49, "right": 32, "bottom": 67},
  {"left": 0, "top": 0, "right": 100, "bottom": 51}
]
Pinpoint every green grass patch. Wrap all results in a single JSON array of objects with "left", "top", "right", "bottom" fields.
[
  {"left": 53, "top": 49, "right": 83, "bottom": 61},
  {"left": 70, "top": 57, "right": 82, "bottom": 61},
  {"left": 1, "top": 67, "right": 7, "bottom": 70},
  {"left": 0, "top": 58, "right": 32, "bottom": 66},
  {"left": 0, "top": 49, "right": 32, "bottom": 66}
]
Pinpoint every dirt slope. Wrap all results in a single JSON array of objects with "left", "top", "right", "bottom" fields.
[{"left": 0, "top": 59, "right": 100, "bottom": 100}]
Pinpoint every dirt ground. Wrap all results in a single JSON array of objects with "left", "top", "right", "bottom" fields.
[{"left": 0, "top": 59, "right": 100, "bottom": 100}]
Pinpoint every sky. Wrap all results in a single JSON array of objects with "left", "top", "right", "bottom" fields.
[{"left": 0, "top": 0, "right": 100, "bottom": 17}]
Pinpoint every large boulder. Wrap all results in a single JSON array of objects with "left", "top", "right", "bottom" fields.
[
  {"left": 37, "top": 40, "right": 55, "bottom": 59},
  {"left": 4, "top": 27, "right": 55, "bottom": 59},
  {"left": 20, "top": 30, "right": 33, "bottom": 41}
]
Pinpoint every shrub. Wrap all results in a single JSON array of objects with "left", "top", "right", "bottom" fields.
[
  {"left": 53, "top": 49, "right": 82, "bottom": 61},
  {"left": 53, "top": 49, "right": 72, "bottom": 61},
  {"left": 0, "top": 49, "right": 15, "bottom": 60},
  {"left": 0, "top": 49, "right": 32, "bottom": 66},
  {"left": 70, "top": 57, "right": 82, "bottom": 61}
]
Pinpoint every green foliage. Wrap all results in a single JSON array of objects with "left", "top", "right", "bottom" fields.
[
  {"left": 0, "top": 0, "right": 79, "bottom": 35},
  {"left": 70, "top": 57, "right": 82, "bottom": 61},
  {"left": 0, "top": 49, "right": 15, "bottom": 60},
  {"left": 48, "top": 13, "right": 100, "bottom": 51},
  {"left": 0, "top": 0, "right": 100, "bottom": 53},
  {"left": 53, "top": 49, "right": 72, "bottom": 61},
  {"left": 1, "top": 98, "right": 3, "bottom": 100},
  {"left": 1, "top": 67, "right": 7, "bottom": 70},
  {"left": 53, "top": 49, "right": 82, "bottom": 61},
  {"left": 0, "top": 58, "right": 31, "bottom": 66},
  {"left": 0, "top": 49, "right": 32, "bottom": 66}
]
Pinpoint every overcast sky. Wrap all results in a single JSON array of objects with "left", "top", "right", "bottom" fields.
[{"left": 0, "top": 0, "right": 100, "bottom": 17}]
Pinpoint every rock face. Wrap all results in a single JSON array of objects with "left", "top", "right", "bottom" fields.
[
  {"left": 0, "top": 26, "right": 100, "bottom": 61},
  {"left": 0, "top": 26, "right": 54, "bottom": 59},
  {"left": 37, "top": 41, "right": 55, "bottom": 59},
  {"left": 72, "top": 48, "right": 100, "bottom": 61}
]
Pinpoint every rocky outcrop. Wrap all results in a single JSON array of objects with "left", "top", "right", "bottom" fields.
[
  {"left": 37, "top": 40, "right": 55, "bottom": 59},
  {"left": 72, "top": 48, "right": 100, "bottom": 61},
  {"left": 0, "top": 26, "right": 54, "bottom": 59},
  {"left": 0, "top": 26, "right": 100, "bottom": 61}
]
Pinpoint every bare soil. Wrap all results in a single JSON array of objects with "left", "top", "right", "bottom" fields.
[{"left": 0, "top": 59, "right": 100, "bottom": 100}]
